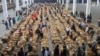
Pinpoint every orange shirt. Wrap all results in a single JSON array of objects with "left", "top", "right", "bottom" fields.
[{"left": 31, "top": 13, "right": 37, "bottom": 20}]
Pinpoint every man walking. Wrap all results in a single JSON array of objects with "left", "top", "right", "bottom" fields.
[
  {"left": 7, "top": 15, "right": 12, "bottom": 27},
  {"left": 4, "top": 21, "right": 9, "bottom": 30}
]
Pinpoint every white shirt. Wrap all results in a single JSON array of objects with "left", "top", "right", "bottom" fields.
[
  {"left": 67, "top": 14, "right": 70, "bottom": 17},
  {"left": 45, "top": 50, "right": 49, "bottom": 56},
  {"left": 77, "top": 16, "right": 80, "bottom": 20},
  {"left": 85, "top": 27, "right": 89, "bottom": 32},
  {"left": 66, "top": 27, "right": 71, "bottom": 32},
  {"left": 71, "top": 22, "right": 74, "bottom": 26},
  {"left": 81, "top": 22, "right": 86, "bottom": 27}
]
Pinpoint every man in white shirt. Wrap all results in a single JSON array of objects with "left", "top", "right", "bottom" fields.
[
  {"left": 66, "top": 26, "right": 72, "bottom": 35},
  {"left": 85, "top": 26, "right": 89, "bottom": 33}
]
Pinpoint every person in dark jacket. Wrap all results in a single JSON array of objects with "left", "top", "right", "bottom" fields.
[
  {"left": 12, "top": 17, "right": 16, "bottom": 25},
  {"left": 29, "top": 28, "right": 33, "bottom": 37},
  {"left": 0, "top": 52, "right": 4, "bottom": 56},
  {"left": 18, "top": 28, "right": 22, "bottom": 36},
  {"left": 4, "top": 21, "right": 9, "bottom": 30},
  {"left": 41, "top": 47, "right": 45, "bottom": 56},
  {"left": 61, "top": 46, "right": 69, "bottom": 56},
  {"left": 97, "top": 35, "right": 100, "bottom": 44},
  {"left": 54, "top": 45, "right": 59, "bottom": 56},
  {"left": 18, "top": 48, "right": 24, "bottom": 56},
  {"left": 89, "top": 29, "right": 95, "bottom": 38},
  {"left": 87, "top": 15, "right": 91, "bottom": 23},
  {"left": 36, "top": 25, "right": 43, "bottom": 39},
  {"left": 77, "top": 46, "right": 82, "bottom": 56},
  {"left": 91, "top": 41, "right": 98, "bottom": 56},
  {"left": 98, "top": 18, "right": 100, "bottom": 27},
  {"left": 38, "top": 28, "right": 43, "bottom": 38},
  {"left": 45, "top": 47, "right": 51, "bottom": 56},
  {"left": 28, "top": 44, "right": 33, "bottom": 52},
  {"left": 71, "top": 21, "right": 76, "bottom": 32},
  {"left": 89, "top": 14, "right": 92, "bottom": 23},
  {"left": 81, "top": 43, "right": 86, "bottom": 56},
  {"left": 7, "top": 15, "right": 12, "bottom": 27}
]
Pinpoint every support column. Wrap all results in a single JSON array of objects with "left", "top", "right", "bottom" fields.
[
  {"left": 32, "top": 0, "right": 34, "bottom": 4},
  {"left": 57, "top": 0, "right": 59, "bottom": 3},
  {"left": 66, "top": 0, "right": 69, "bottom": 10},
  {"left": 62, "top": 0, "right": 64, "bottom": 5},
  {"left": 86, "top": 0, "right": 91, "bottom": 18},
  {"left": 27, "top": 0, "right": 29, "bottom": 7},
  {"left": 59, "top": 0, "right": 61, "bottom": 4},
  {"left": 27, "top": 0, "right": 29, "bottom": 6},
  {"left": 28, "top": 0, "right": 30, "bottom": 6},
  {"left": 82, "top": 0, "right": 84, "bottom": 4},
  {"left": 97, "top": 0, "right": 99, "bottom": 7},
  {"left": 2, "top": 0, "right": 8, "bottom": 20},
  {"left": 73, "top": 0, "right": 77, "bottom": 15},
  {"left": 30, "top": 0, "right": 32, "bottom": 5},
  {"left": 31, "top": 0, "right": 32, "bottom": 4},
  {"left": 33, "top": 0, "right": 34, "bottom": 5},
  {"left": 9, "top": 0, "right": 12, "bottom": 4},
  {"left": 26, "top": 0, "right": 29, "bottom": 15},
  {"left": 16, "top": 0, "right": 20, "bottom": 11},
  {"left": 31, "top": 0, "right": 33, "bottom": 5},
  {"left": 13, "top": 0, "right": 16, "bottom": 3},
  {"left": 22, "top": 0, "right": 26, "bottom": 7}
]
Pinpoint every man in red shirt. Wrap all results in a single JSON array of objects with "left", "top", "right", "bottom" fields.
[{"left": 31, "top": 11, "right": 38, "bottom": 20}]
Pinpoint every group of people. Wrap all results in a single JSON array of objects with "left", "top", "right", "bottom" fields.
[
  {"left": 76, "top": 11, "right": 100, "bottom": 27},
  {"left": 23, "top": 3, "right": 99, "bottom": 56},
  {"left": 75, "top": 11, "right": 92, "bottom": 23},
  {"left": 2, "top": 15, "right": 16, "bottom": 30},
  {"left": 0, "top": 2, "right": 100, "bottom": 56},
  {"left": 17, "top": 43, "right": 33, "bottom": 56},
  {"left": 54, "top": 45, "right": 69, "bottom": 56},
  {"left": 53, "top": 44, "right": 86, "bottom": 56},
  {"left": 2, "top": 6, "right": 30, "bottom": 30},
  {"left": 35, "top": 20, "right": 47, "bottom": 40},
  {"left": 41, "top": 45, "right": 69, "bottom": 56},
  {"left": 41, "top": 47, "right": 51, "bottom": 56}
]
